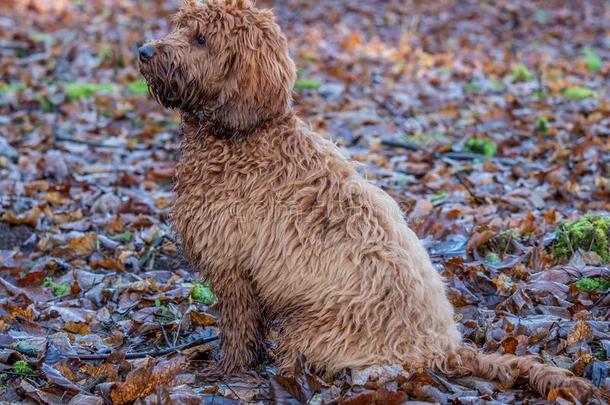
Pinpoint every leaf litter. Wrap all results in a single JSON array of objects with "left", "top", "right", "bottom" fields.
[{"left": 0, "top": 0, "right": 609, "bottom": 403}]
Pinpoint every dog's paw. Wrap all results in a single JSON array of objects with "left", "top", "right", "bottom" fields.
[
  {"left": 199, "top": 360, "right": 247, "bottom": 381},
  {"left": 547, "top": 377, "right": 601, "bottom": 404}
]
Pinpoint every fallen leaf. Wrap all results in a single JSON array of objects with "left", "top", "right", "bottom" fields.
[
  {"left": 98, "top": 356, "right": 187, "bottom": 405},
  {"left": 67, "top": 234, "right": 97, "bottom": 256}
]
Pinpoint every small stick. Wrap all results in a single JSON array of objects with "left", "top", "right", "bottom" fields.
[
  {"left": 54, "top": 135, "right": 149, "bottom": 151},
  {"left": 380, "top": 139, "right": 420, "bottom": 151},
  {"left": 0, "top": 335, "right": 218, "bottom": 361},
  {"left": 54, "top": 135, "right": 124, "bottom": 149},
  {"left": 454, "top": 172, "right": 486, "bottom": 205}
]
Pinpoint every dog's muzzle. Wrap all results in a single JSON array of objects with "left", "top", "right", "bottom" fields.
[{"left": 138, "top": 45, "right": 155, "bottom": 63}]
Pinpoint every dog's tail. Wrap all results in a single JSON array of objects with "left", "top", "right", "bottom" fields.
[{"left": 447, "top": 345, "right": 604, "bottom": 402}]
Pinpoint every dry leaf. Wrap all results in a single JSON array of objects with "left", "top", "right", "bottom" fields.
[
  {"left": 188, "top": 311, "right": 216, "bottom": 327},
  {"left": 1, "top": 206, "right": 41, "bottom": 227},
  {"left": 466, "top": 230, "right": 496, "bottom": 252},
  {"left": 68, "top": 234, "right": 97, "bottom": 255},
  {"left": 98, "top": 356, "right": 187, "bottom": 405},
  {"left": 63, "top": 321, "right": 92, "bottom": 335}
]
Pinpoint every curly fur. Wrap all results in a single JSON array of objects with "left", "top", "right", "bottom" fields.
[{"left": 139, "top": 1, "right": 601, "bottom": 401}]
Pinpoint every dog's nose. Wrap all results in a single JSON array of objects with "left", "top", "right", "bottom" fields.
[{"left": 138, "top": 45, "right": 155, "bottom": 63}]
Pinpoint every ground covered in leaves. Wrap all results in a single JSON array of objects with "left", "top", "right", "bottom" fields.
[{"left": 1, "top": 0, "right": 609, "bottom": 404}]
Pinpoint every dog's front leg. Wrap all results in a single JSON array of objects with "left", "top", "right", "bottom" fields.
[{"left": 212, "top": 270, "right": 263, "bottom": 375}]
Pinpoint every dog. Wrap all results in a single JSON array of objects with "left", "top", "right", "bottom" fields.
[{"left": 139, "top": 0, "right": 600, "bottom": 401}]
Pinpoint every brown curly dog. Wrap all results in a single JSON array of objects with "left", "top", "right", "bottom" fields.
[{"left": 139, "top": 0, "right": 600, "bottom": 401}]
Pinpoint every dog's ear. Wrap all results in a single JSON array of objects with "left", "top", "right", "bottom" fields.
[{"left": 212, "top": 13, "right": 296, "bottom": 136}]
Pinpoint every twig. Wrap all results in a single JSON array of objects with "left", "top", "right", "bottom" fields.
[
  {"left": 54, "top": 135, "right": 124, "bottom": 149},
  {"left": 380, "top": 139, "right": 420, "bottom": 151},
  {"left": 173, "top": 315, "right": 183, "bottom": 347},
  {"left": 219, "top": 377, "right": 241, "bottom": 401},
  {"left": 0, "top": 371, "right": 38, "bottom": 377},
  {"left": 83, "top": 373, "right": 108, "bottom": 392},
  {"left": 0, "top": 335, "right": 218, "bottom": 361},
  {"left": 454, "top": 172, "right": 486, "bottom": 205},
  {"left": 54, "top": 135, "right": 149, "bottom": 151},
  {"left": 82, "top": 335, "right": 217, "bottom": 360},
  {"left": 380, "top": 139, "right": 498, "bottom": 162},
  {"left": 160, "top": 323, "right": 172, "bottom": 348},
  {"left": 440, "top": 151, "right": 493, "bottom": 161}
]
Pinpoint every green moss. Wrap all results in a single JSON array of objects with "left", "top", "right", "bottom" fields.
[
  {"left": 582, "top": 47, "right": 603, "bottom": 73},
  {"left": 404, "top": 133, "right": 450, "bottom": 146},
  {"left": 43, "top": 278, "right": 69, "bottom": 297},
  {"left": 99, "top": 45, "right": 113, "bottom": 61},
  {"left": 534, "top": 117, "right": 549, "bottom": 133},
  {"left": 575, "top": 277, "right": 610, "bottom": 293},
  {"left": 563, "top": 87, "right": 595, "bottom": 100},
  {"left": 127, "top": 80, "right": 149, "bottom": 96},
  {"left": 463, "top": 80, "right": 480, "bottom": 93},
  {"left": 495, "top": 229, "right": 521, "bottom": 254},
  {"left": 34, "top": 94, "right": 54, "bottom": 112},
  {"left": 490, "top": 79, "right": 505, "bottom": 91},
  {"left": 510, "top": 63, "right": 534, "bottom": 82},
  {"left": 64, "top": 83, "right": 116, "bottom": 101},
  {"left": 593, "top": 348, "right": 607, "bottom": 361},
  {"left": 463, "top": 138, "right": 497, "bottom": 157},
  {"left": 484, "top": 252, "right": 501, "bottom": 264},
  {"left": 191, "top": 282, "right": 217, "bottom": 305},
  {"left": 13, "top": 361, "right": 33, "bottom": 375},
  {"left": 30, "top": 32, "right": 52, "bottom": 44},
  {"left": 478, "top": 229, "right": 522, "bottom": 260},
  {"left": 551, "top": 214, "right": 610, "bottom": 262},
  {"left": 430, "top": 191, "right": 447, "bottom": 204},
  {"left": 534, "top": 90, "right": 548, "bottom": 100},
  {"left": 153, "top": 299, "right": 178, "bottom": 325},
  {"left": 0, "top": 82, "right": 26, "bottom": 93},
  {"left": 294, "top": 79, "right": 321, "bottom": 91}
]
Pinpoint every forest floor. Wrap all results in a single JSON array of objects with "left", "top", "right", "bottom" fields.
[{"left": 0, "top": 0, "right": 609, "bottom": 403}]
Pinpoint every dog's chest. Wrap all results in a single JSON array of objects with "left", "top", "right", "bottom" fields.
[{"left": 172, "top": 141, "right": 277, "bottom": 265}]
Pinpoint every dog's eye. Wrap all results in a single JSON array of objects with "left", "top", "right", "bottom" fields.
[{"left": 196, "top": 35, "right": 206, "bottom": 46}]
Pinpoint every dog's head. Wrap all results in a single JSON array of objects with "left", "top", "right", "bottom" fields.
[{"left": 139, "top": 0, "right": 296, "bottom": 136}]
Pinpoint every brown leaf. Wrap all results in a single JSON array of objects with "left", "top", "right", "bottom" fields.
[
  {"left": 270, "top": 354, "right": 323, "bottom": 404},
  {"left": 63, "top": 321, "right": 92, "bottom": 335},
  {"left": 188, "top": 311, "right": 216, "bottom": 327},
  {"left": 79, "top": 361, "right": 120, "bottom": 382},
  {"left": 343, "top": 389, "right": 407, "bottom": 405},
  {"left": 91, "top": 255, "right": 124, "bottom": 272},
  {"left": 98, "top": 356, "right": 187, "bottom": 405},
  {"left": 0, "top": 276, "right": 51, "bottom": 302},
  {"left": 408, "top": 199, "right": 433, "bottom": 220},
  {"left": 566, "top": 320, "right": 593, "bottom": 346},
  {"left": 147, "top": 166, "right": 175, "bottom": 181},
  {"left": 68, "top": 234, "right": 97, "bottom": 256},
  {"left": 501, "top": 336, "right": 518, "bottom": 354},
  {"left": 105, "top": 215, "right": 126, "bottom": 233},
  {"left": 1, "top": 206, "right": 41, "bottom": 227},
  {"left": 67, "top": 393, "right": 104, "bottom": 405},
  {"left": 143, "top": 384, "right": 205, "bottom": 405},
  {"left": 41, "top": 363, "right": 84, "bottom": 394},
  {"left": 466, "top": 230, "right": 496, "bottom": 252}
]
